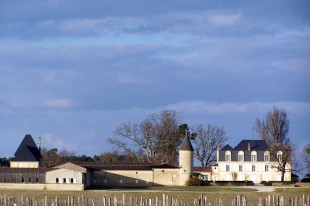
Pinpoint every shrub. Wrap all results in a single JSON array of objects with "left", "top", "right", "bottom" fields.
[{"left": 185, "top": 176, "right": 201, "bottom": 186}]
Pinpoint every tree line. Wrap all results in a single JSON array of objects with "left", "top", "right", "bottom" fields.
[{"left": 1, "top": 107, "right": 310, "bottom": 180}]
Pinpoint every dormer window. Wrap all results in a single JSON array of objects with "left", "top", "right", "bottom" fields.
[
  {"left": 277, "top": 151, "right": 283, "bottom": 162},
  {"left": 251, "top": 151, "right": 257, "bottom": 162},
  {"left": 264, "top": 151, "right": 270, "bottom": 162},
  {"left": 225, "top": 151, "right": 231, "bottom": 161},
  {"left": 238, "top": 151, "right": 244, "bottom": 162}
]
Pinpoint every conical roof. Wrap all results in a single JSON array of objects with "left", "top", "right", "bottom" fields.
[
  {"left": 180, "top": 136, "right": 194, "bottom": 151},
  {"left": 13, "top": 134, "right": 42, "bottom": 161}
]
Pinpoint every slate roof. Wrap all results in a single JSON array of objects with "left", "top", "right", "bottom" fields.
[
  {"left": 220, "top": 144, "right": 233, "bottom": 151},
  {"left": 234, "top": 139, "right": 269, "bottom": 151},
  {"left": 73, "top": 162, "right": 179, "bottom": 171},
  {"left": 180, "top": 136, "right": 194, "bottom": 151},
  {"left": 12, "top": 134, "right": 42, "bottom": 162},
  {"left": 193, "top": 166, "right": 212, "bottom": 172},
  {"left": 0, "top": 167, "right": 55, "bottom": 173}
]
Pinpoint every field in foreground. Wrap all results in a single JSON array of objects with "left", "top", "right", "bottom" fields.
[{"left": 0, "top": 186, "right": 309, "bottom": 205}]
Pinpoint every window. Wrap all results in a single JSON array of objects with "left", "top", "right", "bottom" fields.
[
  {"left": 225, "top": 151, "right": 231, "bottom": 161},
  {"left": 238, "top": 151, "right": 244, "bottom": 162},
  {"left": 239, "top": 165, "right": 243, "bottom": 172},
  {"left": 252, "top": 165, "right": 256, "bottom": 172},
  {"left": 264, "top": 151, "right": 270, "bottom": 162},
  {"left": 135, "top": 179, "right": 139, "bottom": 184},
  {"left": 70, "top": 178, "right": 74, "bottom": 183},
  {"left": 103, "top": 179, "right": 107, "bottom": 183},
  {"left": 28, "top": 177, "right": 31, "bottom": 183},
  {"left": 265, "top": 165, "right": 268, "bottom": 171},
  {"left": 93, "top": 178, "right": 97, "bottom": 184},
  {"left": 251, "top": 151, "right": 257, "bottom": 162},
  {"left": 172, "top": 174, "right": 177, "bottom": 182},
  {"left": 63, "top": 178, "right": 67, "bottom": 183},
  {"left": 226, "top": 165, "right": 230, "bottom": 172},
  {"left": 277, "top": 151, "right": 283, "bottom": 162},
  {"left": 120, "top": 179, "right": 123, "bottom": 184}
]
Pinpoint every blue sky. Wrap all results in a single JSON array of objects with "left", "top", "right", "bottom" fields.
[{"left": 0, "top": 0, "right": 309, "bottom": 164}]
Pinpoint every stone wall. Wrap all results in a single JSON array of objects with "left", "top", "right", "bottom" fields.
[
  {"left": 46, "top": 168, "right": 84, "bottom": 184},
  {"left": 153, "top": 168, "right": 180, "bottom": 185},
  {"left": 0, "top": 183, "right": 84, "bottom": 191},
  {"left": 91, "top": 170, "right": 154, "bottom": 187}
]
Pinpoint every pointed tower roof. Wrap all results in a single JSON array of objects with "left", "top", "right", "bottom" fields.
[
  {"left": 180, "top": 135, "right": 194, "bottom": 151},
  {"left": 12, "top": 134, "right": 42, "bottom": 162}
]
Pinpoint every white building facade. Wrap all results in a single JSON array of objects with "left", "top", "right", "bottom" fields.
[{"left": 214, "top": 140, "right": 291, "bottom": 183}]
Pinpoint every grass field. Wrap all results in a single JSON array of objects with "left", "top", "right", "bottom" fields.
[{"left": 0, "top": 186, "right": 309, "bottom": 205}]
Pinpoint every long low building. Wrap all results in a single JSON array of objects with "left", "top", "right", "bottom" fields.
[{"left": 0, "top": 135, "right": 292, "bottom": 190}]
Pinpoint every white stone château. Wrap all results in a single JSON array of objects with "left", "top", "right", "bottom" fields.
[
  {"left": 0, "top": 135, "right": 291, "bottom": 191},
  {"left": 197, "top": 140, "right": 292, "bottom": 183}
]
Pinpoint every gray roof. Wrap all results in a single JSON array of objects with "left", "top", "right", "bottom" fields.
[
  {"left": 234, "top": 139, "right": 269, "bottom": 151},
  {"left": 220, "top": 144, "right": 233, "bottom": 151},
  {"left": 12, "top": 134, "right": 42, "bottom": 162},
  {"left": 73, "top": 162, "right": 179, "bottom": 171},
  {"left": 180, "top": 136, "right": 194, "bottom": 151}
]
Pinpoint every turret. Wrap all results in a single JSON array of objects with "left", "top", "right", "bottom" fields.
[{"left": 179, "top": 134, "right": 194, "bottom": 185}]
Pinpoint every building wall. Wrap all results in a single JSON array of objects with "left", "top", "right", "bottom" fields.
[
  {"left": 217, "top": 161, "right": 291, "bottom": 183},
  {"left": 0, "top": 172, "right": 45, "bottom": 183},
  {"left": 91, "top": 170, "right": 154, "bottom": 187},
  {"left": 153, "top": 168, "right": 180, "bottom": 186},
  {"left": 10, "top": 161, "right": 39, "bottom": 168},
  {"left": 46, "top": 168, "right": 84, "bottom": 184},
  {"left": 179, "top": 150, "right": 193, "bottom": 185},
  {"left": 0, "top": 183, "right": 84, "bottom": 191}
]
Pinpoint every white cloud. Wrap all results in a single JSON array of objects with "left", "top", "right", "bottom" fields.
[
  {"left": 164, "top": 100, "right": 310, "bottom": 115},
  {"left": 43, "top": 98, "right": 75, "bottom": 108},
  {"left": 44, "top": 134, "right": 77, "bottom": 152},
  {"left": 115, "top": 72, "right": 148, "bottom": 85},
  {"left": 208, "top": 14, "right": 241, "bottom": 27}
]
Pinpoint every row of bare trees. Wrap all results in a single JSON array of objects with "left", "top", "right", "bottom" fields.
[
  {"left": 20, "top": 107, "right": 310, "bottom": 180},
  {"left": 108, "top": 110, "right": 228, "bottom": 166},
  {"left": 108, "top": 107, "right": 310, "bottom": 181}
]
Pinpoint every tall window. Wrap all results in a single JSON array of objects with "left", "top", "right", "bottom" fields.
[
  {"left": 251, "top": 151, "right": 257, "bottom": 162},
  {"left": 226, "top": 165, "right": 230, "bottom": 172},
  {"left": 238, "top": 151, "right": 244, "bottom": 162},
  {"left": 265, "top": 165, "right": 269, "bottom": 171},
  {"left": 239, "top": 165, "right": 243, "bottom": 172},
  {"left": 264, "top": 151, "right": 270, "bottom": 162},
  {"left": 252, "top": 165, "right": 256, "bottom": 172},
  {"left": 225, "top": 151, "right": 231, "bottom": 161},
  {"left": 277, "top": 151, "right": 283, "bottom": 162}
]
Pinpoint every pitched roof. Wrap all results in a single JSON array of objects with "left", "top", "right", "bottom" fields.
[
  {"left": 72, "top": 162, "right": 178, "bottom": 171},
  {"left": 193, "top": 166, "right": 212, "bottom": 172},
  {"left": 220, "top": 144, "right": 233, "bottom": 151},
  {"left": 0, "top": 167, "right": 54, "bottom": 174},
  {"left": 234, "top": 139, "right": 269, "bottom": 151},
  {"left": 12, "top": 134, "right": 42, "bottom": 162},
  {"left": 180, "top": 136, "right": 194, "bottom": 151}
]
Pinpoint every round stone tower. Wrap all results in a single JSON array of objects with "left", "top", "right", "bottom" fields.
[{"left": 179, "top": 134, "right": 194, "bottom": 185}]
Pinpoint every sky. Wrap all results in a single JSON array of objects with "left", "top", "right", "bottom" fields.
[{"left": 0, "top": 0, "right": 309, "bottom": 165}]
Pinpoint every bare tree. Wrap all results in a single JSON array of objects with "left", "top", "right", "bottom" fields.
[
  {"left": 151, "top": 110, "right": 181, "bottom": 164},
  {"left": 108, "top": 110, "right": 181, "bottom": 164},
  {"left": 255, "top": 107, "right": 293, "bottom": 182},
  {"left": 303, "top": 144, "right": 310, "bottom": 173},
  {"left": 191, "top": 124, "right": 227, "bottom": 167}
]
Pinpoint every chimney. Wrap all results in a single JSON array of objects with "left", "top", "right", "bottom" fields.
[
  {"left": 38, "top": 137, "right": 42, "bottom": 153},
  {"left": 216, "top": 144, "right": 220, "bottom": 162},
  {"left": 248, "top": 142, "right": 251, "bottom": 151}
]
